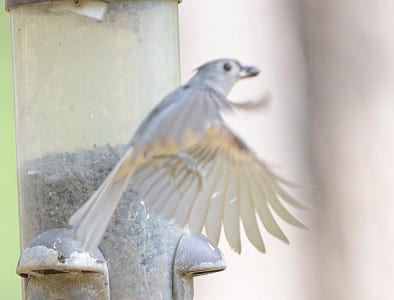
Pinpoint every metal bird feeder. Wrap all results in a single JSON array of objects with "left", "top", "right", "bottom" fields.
[{"left": 6, "top": 0, "right": 225, "bottom": 298}]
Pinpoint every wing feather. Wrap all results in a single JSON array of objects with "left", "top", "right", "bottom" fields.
[
  {"left": 173, "top": 180, "right": 200, "bottom": 227},
  {"left": 179, "top": 158, "right": 216, "bottom": 227},
  {"left": 223, "top": 154, "right": 241, "bottom": 253},
  {"left": 238, "top": 163, "right": 266, "bottom": 252},
  {"left": 205, "top": 158, "right": 228, "bottom": 246},
  {"left": 274, "top": 181, "right": 308, "bottom": 210},
  {"left": 255, "top": 165, "right": 306, "bottom": 228},
  {"left": 247, "top": 166, "right": 289, "bottom": 243},
  {"left": 188, "top": 156, "right": 224, "bottom": 234},
  {"left": 136, "top": 166, "right": 168, "bottom": 205},
  {"left": 152, "top": 166, "right": 187, "bottom": 214},
  {"left": 132, "top": 125, "right": 305, "bottom": 253}
]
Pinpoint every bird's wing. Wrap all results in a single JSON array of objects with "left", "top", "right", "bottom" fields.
[
  {"left": 131, "top": 125, "right": 306, "bottom": 253},
  {"left": 131, "top": 85, "right": 227, "bottom": 155},
  {"left": 132, "top": 85, "right": 269, "bottom": 158},
  {"left": 70, "top": 147, "right": 136, "bottom": 252}
]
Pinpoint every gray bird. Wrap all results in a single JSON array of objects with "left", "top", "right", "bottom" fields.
[{"left": 69, "top": 58, "right": 306, "bottom": 253}]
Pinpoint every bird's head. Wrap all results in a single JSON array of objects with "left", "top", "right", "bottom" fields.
[{"left": 189, "top": 58, "right": 260, "bottom": 95}]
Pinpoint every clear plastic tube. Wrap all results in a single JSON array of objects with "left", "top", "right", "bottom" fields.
[{"left": 10, "top": 1, "right": 181, "bottom": 298}]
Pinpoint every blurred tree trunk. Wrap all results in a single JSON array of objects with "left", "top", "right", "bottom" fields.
[{"left": 299, "top": 1, "right": 394, "bottom": 299}]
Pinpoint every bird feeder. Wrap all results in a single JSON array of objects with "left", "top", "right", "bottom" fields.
[{"left": 6, "top": 0, "right": 225, "bottom": 298}]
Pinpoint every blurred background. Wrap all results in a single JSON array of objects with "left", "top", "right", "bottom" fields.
[{"left": 1, "top": 0, "right": 394, "bottom": 299}]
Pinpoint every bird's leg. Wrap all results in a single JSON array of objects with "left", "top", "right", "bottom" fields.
[{"left": 152, "top": 153, "right": 205, "bottom": 188}]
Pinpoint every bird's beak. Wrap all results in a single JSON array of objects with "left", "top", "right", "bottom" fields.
[{"left": 239, "top": 65, "right": 260, "bottom": 79}]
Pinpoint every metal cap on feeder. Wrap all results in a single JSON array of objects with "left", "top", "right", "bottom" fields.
[{"left": 17, "top": 228, "right": 110, "bottom": 299}]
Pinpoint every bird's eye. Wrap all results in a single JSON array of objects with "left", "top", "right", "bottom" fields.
[{"left": 223, "top": 63, "right": 232, "bottom": 72}]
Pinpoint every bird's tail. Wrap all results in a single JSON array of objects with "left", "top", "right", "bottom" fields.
[{"left": 69, "top": 146, "right": 135, "bottom": 252}]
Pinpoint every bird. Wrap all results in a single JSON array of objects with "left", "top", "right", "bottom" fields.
[{"left": 69, "top": 58, "right": 307, "bottom": 254}]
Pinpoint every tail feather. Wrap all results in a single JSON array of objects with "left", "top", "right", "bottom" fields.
[{"left": 69, "top": 147, "right": 134, "bottom": 252}]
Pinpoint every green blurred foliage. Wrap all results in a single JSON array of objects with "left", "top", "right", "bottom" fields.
[{"left": 0, "top": 6, "right": 21, "bottom": 299}]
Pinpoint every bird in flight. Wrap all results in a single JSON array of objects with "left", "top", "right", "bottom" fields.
[{"left": 70, "top": 58, "right": 306, "bottom": 254}]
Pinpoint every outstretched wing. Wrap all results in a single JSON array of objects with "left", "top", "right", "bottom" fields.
[{"left": 132, "top": 125, "right": 306, "bottom": 253}]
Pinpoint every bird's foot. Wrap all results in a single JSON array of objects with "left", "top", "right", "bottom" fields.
[
  {"left": 154, "top": 152, "right": 205, "bottom": 188},
  {"left": 173, "top": 153, "right": 205, "bottom": 188}
]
